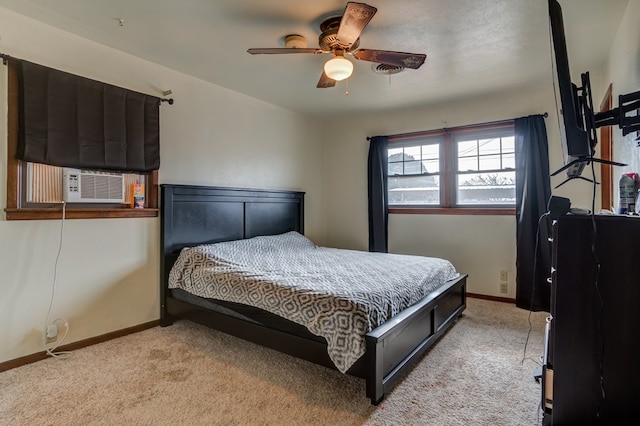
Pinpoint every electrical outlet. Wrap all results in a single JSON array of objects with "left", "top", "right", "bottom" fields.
[
  {"left": 500, "top": 270, "right": 508, "bottom": 281},
  {"left": 500, "top": 282, "right": 508, "bottom": 294},
  {"left": 46, "top": 324, "right": 58, "bottom": 343}
]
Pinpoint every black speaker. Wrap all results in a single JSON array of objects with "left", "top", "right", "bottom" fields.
[{"left": 548, "top": 195, "right": 571, "bottom": 218}]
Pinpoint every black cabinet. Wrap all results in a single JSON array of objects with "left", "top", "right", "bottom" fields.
[{"left": 542, "top": 215, "right": 640, "bottom": 424}]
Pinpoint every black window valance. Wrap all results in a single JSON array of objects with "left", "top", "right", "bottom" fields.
[{"left": 15, "top": 59, "right": 161, "bottom": 172}]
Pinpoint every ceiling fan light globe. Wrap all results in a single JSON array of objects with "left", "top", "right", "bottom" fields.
[{"left": 324, "top": 56, "right": 353, "bottom": 81}]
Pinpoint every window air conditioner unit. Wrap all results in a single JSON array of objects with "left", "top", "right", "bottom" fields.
[{"left": 62, "top": 168, "right": 125, "bottom": 203}]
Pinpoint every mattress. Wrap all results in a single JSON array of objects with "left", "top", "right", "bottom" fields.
[{"left": 169, "top": 231, "right": 459, "bottom": 372}]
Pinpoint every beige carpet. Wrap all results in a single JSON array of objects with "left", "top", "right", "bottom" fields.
[{"left": 0, "top": 298, "right": 548, "bottom": 426}]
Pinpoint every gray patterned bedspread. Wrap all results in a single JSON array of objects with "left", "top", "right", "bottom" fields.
[{"left": 169, "top": 232, "right": 459, "bottom": 372}]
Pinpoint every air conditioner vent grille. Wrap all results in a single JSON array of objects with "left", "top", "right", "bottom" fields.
[{"left": 63, "top": 168, "right": 125, "bottom": 203}]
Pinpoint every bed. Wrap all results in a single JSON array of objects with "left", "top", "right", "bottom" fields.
[{"left": 160, "top": 184, "right": 467, "bottom": 404}]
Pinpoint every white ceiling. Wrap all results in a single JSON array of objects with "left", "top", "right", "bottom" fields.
[{"left": 0, "top": 0, "right": 630, "bottom": 118}]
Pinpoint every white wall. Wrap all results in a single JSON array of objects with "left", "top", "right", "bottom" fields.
[
  {"left": 0, "top": 7, "right": 325, "bottom": 363},
  {"left": 323, "top": 82, "right": 600, "bottom": 298},
  {"left": 603, "top": 0, "right": 640, "bottom": 203}
]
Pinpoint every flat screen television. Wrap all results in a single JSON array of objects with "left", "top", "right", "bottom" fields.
[
  {"left": 548, "top": 0, "right": 594, "bottom": 181},
  {"left": 548, "top": 0, "right": 628, "bottom": 186}
]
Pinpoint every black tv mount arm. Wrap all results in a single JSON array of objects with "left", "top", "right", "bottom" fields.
[
  {"left": 594, "top": 89, "right": 640, "bottom": 136},
  {"left": 551, "top": 72, "right": 632, "bottom": 187}
]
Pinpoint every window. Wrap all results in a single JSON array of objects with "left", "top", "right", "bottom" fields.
[
  {"left": 388, "top": 136, "right": 442, "bottom": 206},
  {"left": 4, "top": 59, "right": 158, "bottom": 220},
  {"left": 454, "top": 128, "right": 515, "bottom": 206},
  {"left": 388, "top": 121, "right": 515, "bottom": 214}
]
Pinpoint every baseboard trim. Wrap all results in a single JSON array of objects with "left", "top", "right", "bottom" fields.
[
  {"left": 0, "top": 320, "right": 159, "bottom": 373},
  {"left": 2, "top": 295, "right": 515, "bottom": 371},
  {"left": 467, "top": 292, "right": 516, "bottom": 304}
]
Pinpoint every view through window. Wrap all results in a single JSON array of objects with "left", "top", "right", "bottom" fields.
[{"left": 388, "top": 122, "right": 516, "bottom": 210}]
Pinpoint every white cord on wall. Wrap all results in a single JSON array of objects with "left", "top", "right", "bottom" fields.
[{"left": 42, "top": 201, "right": 72, "bottom": 359}]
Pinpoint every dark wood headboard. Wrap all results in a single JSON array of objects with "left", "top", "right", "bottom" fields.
[{"left": 160, "top": 184, "right": 305, "bottom": 311}]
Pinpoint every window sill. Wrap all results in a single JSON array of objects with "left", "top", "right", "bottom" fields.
[
  {"left": 389, "top": 207, "right": 515, "bottom": 216},
  {"left": 4, "top": 208, "right": 159, "bottom": 220}
]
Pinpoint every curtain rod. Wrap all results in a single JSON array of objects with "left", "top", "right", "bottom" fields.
[
  {"left": 0, "top": 53, "right": 13, "bottom": 65},
  {"left": 366, "top": 112, "right": 548, "bottom": 141},
  {"left": 0, "top": 52, "right": 174, "bottom": 106}
]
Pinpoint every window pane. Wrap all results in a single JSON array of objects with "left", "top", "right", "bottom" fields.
[
  {"left": 478, "top": 154, "right": 502, "bottom": 171},
  {"left": 423, "top": 159, "right": 439, "bottom": 173},
  {"left": 388, "top": 162, "right": 403, "bottom": 176},
  {"left": 421, "top": 144, "right": 439, "bottom": 160},
  {"left": 404, "top": 160, "right": 424, "bottom": 174},
  {"left": 458, "top": 140, "right": 477, "bottom": 157},
  {"left": 502, "top": 136, "right": 515, "bottom": 153},
  {"left": 478, "top": 138, "right": 501, "bottom": 155},
  {"left": 503, "top": 152, "right": 515, "bottom": 169},
  {"left": 458, "top": 156, "right": 478, "bottom": 172},
  {"left": 388, "top": 147, "right": 403, "bottom": 159},
  {"left": 404, "top": 146, "right": 421, "bottom": 160},
  {"left": 389, "top": 175, "right": 440, "bottom": 205},
  {"left": 457, "top": 171, "right": 516, "bottom": 205},
  {"left": 388, "top": 148, "right": 404, "bottom": 176}
]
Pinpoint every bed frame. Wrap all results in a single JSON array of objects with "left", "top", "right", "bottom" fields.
[{"left": 160, "top": 184, "right": 467, "bottom": 404}]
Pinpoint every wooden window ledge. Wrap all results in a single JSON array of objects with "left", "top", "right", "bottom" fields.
[
  {"left": 389, "top": 207, "right": 515, "bottom": 216},
  {"left": 4, "top": 208, "right": 159, "bottom": 220}
]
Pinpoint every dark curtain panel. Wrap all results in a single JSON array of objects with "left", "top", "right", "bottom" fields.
[
  {"left": 367, "top": 136, "right": 389, "bottom": 252},
  {"left": 16, "top": 60, "right": 160, "bottom": 172},
  {"left": 515, "top": 115, "right": 552, "bottom": 312}
]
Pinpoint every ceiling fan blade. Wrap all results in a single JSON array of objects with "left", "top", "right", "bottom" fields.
[
  {"left": 336, "top": 2, "right": 377, "bottom": 49},
  {"left": 247, "top": 48, "right": 324, "bottom": 55},
  {"left": 352, "top": 49, "right": 427, "bottom": 69},
  {"left": 317, "top": 71, "right": 336, "bottom": 88}
]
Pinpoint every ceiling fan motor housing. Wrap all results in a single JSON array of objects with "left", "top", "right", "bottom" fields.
[
  {"left": 319, "top": 17, "right": 359, "bottom": 51},
  {"left": 284, "top": 34, "right": 307, "bottom": 49}
]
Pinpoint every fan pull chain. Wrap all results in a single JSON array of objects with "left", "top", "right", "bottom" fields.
[{"left": 345, "top": 78, "right": 349, "bottom": 96}]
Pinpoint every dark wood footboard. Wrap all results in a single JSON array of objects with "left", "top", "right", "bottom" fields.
[{"left": 365, "top": 274, "right": 467, "bottom": 404}]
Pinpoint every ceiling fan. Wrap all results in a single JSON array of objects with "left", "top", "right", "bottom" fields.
[{"left": 247, "top": 2, "right": 427, "bottom": 88}]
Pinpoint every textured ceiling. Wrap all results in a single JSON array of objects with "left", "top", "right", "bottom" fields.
[{"left": 0, "top": 0, "right": 630, "bottom": 118}]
